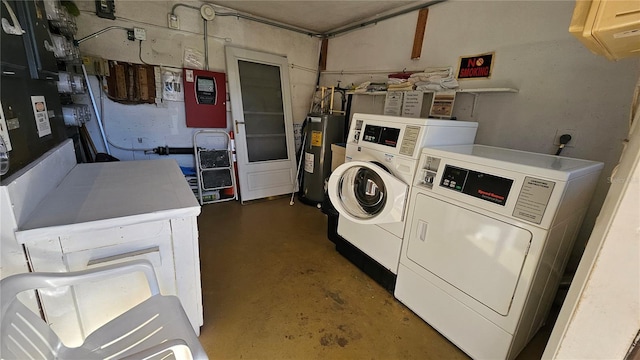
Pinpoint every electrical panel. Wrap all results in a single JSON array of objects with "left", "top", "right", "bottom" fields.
[
  {"left": 0, "top": 0, "right": 68, "bottom": 178},
  {"left": 183, "top": 68, "right": 227, "bottom": 128},
  {"left": 0, "top": 77, "right": 67, "bottom": 178}
]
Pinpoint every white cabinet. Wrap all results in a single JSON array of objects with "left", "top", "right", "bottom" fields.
[{"left": 13, "top": 159, "right": 202, "bottom": 347}]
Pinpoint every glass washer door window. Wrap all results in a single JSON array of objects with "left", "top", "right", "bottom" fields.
[
  {"left": 338, "top": 165, "right": 387, "bottom": 219},
  {"left": 328, "top": 160, "right": 409, "bottom": 224}
]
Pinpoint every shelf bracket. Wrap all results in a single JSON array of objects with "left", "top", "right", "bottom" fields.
[{"left": 469, "top": 93, "right": 479, "bottom": 117}]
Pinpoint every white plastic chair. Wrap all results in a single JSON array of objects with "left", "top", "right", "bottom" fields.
[{"left": 0, "top": 259, "right": 208, "bottom": 360}]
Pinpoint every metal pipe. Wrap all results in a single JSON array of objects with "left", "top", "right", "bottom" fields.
[
  {"left": 323, "top": 0, "right": 446, "bottom": 38},
  {"left": 203, "top": 18, "right": 209, "bottom": 70},
  {"left": 171, "top": 3, "right": 200, "bottom": 15},
  {"left": 148, "top": 146, "right": 195, "bottom": 155},
  {"left": 215, "top": 11, "right": 322, "bottom": 37},
  {"left": 81, "top": 64, "right": 111, "bottom": 155},
  {"left": 76, "top": 26, "right": 131, "bottom": 45},
  {"left": 169, "top": 1, "right": 446, "bottom": 40}
]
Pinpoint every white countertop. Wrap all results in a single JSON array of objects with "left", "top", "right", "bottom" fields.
[{"left": 16, "top": 159, "right": 200, "bottom": 243}]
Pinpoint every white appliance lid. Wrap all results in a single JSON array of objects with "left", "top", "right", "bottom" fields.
[
  {"left": 352, "top": 113, "right": 478, "bottom": 128},
  {"left": 425, "top": 144, "right": 604, "bottom": 181}
]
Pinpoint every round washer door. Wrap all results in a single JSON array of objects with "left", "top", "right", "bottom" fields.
[{"left": 328, "top": 161, "right": 409, "bottom": 224}]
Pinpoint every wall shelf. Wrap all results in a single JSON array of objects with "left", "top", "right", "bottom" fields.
[
  {"left": 345, "top": 87, "right": 519, "bottom": 117},
  {"left": 346, "top": 87, "right": 519, "bottom": 95}
]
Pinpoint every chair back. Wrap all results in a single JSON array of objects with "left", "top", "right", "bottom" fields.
[{"left": 1, "top": 297, "right": 63, "bottom": 360}]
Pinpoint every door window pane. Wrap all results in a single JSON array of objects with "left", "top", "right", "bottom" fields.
[{"left": 238, "top": 60, "right": 287, "bottom": 162}]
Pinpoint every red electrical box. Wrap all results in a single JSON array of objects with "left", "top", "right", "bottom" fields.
[{"left": 183, "top": 68, "right": 227, "bottom": 128}]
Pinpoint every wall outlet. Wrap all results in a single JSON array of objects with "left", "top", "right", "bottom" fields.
[
  {"left": 554, "top": 129, "right": 577, "bottom": 147},
  {"left": 134, "top": 27, "right": 146, "bottom": 41},
  {"left": 168, "top": 14, "right": 180, "bottom": 30}
]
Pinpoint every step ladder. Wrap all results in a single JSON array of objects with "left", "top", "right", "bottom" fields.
[{"left": 193, "top": 130, "right": 237, "bottom": 205}]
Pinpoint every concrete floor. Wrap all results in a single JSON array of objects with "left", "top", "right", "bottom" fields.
[{"left": 196, "top": 197, "right": 554, "bottom": 359}]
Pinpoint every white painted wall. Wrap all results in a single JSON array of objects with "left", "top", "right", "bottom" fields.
[
  {"left": 320, "top": 0, "right": 640, "bottom": 271},
  {"left": 74, "top": 1, "right": 320, "bottom": 167}
]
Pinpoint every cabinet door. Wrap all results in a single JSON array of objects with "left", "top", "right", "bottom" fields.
[
  {"left": 64, "top": 233, "right": 177, "bottom": 340},
  {"left": 593, "top": 0, "right": 640, "bottom": 58},
  {"left": 0, "top": 0, "right": 29, "bottom": 77},
  {"left": 18, "top": 0, "right": 59, "bottom": 80},
  {"left": 26, "top": 221, "right": 178, "bottom": 347}
]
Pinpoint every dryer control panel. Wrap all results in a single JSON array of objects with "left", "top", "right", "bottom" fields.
[{"left": 440, "top": 165, "right": 513, "bottom": 206}]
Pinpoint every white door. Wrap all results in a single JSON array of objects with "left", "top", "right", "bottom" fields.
[
  {"left": 225, "top": 47, "right": 297, "bottom": 203},
  {"left": 405, "top": 193, "right": 532, "bottom": 315},
  {"left": 328, "top": 161, "right": 408, "bottom": 224}
]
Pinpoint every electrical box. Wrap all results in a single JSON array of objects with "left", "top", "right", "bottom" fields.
[
  {"left": 183, "top": 69, "right": 227, "bottom": 128},
  {"left": 570, "top": 0, "right": 640, "bottom": 60},
  {"left": 95, "top": 0, "right": 115, "bottom": 20}
]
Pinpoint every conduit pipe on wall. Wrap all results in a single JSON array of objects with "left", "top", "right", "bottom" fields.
[
  {"left": 171, "top": 3, "right": 322, "bottom": 38},
  {"left": 76, "top": 26, "right": 132, "bottom": 44},
  {"left": 81, "top": 64, "right": 111, "bottom": 155},
  {"left": 171, "top": 4, "right": 217, "bottom": 70},
  {"left": 170, "top": 1, "right": 446, "bottom": 39},
  {"left": 203, "top": 18, "right": 208, "bottom": 70},
  {"left": 323, "top": 0, "right": 446, "bottom": 38}
]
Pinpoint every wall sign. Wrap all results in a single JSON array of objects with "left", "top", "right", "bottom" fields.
[
  {"left": 0, "top": 102, "right": 12, "bottom": 151},
  {"left": 429, "top": 91, "right": 456, "bottom": 118},
  {"left": 384, "top": 91, "right": 403, "bottom": 116},
  {"left": 401, "top": 91, "right": 424, "bottom": 118},
  {"left": 457, "top": 52, "right": 494, "bottom": 79},
  {"left": 31, "top": 96, "right": 51, "bottom": 138}
]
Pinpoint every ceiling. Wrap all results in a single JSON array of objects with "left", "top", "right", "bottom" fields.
[{"left": 210, "top": 1, "right": 438, "bottom": 35}]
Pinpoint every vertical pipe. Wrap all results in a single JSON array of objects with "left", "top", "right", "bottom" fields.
[
  {"left": 320, "top": 87, "right": 325, "bottom": 113},
  {"left": 203, "top": 18, "right": 209, "bottom": 70},
  {"left": 330, "top": 86, "right": 335, "bottom": 114},
  {"left": 81, "top": 64, "right": 111, "bottom": 155}
]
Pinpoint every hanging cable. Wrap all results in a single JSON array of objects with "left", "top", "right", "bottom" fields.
[
  {"left": 555, "top": 134, "right": 572, "bottom": 156},
  {"left": 138, "top": 40, "right": 152, "bottom": 66},
  {"left": 290, "top": 63, "right": 317, "bottom": 73}
]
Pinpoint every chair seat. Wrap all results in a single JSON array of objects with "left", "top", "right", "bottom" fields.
[
  {"left": 59, "top": 295, "right": 207, "bottom": 359},
  {"left": 1, "top": 260, "right": 206, "bottom": 360}
]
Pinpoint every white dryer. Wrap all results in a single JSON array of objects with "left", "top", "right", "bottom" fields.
[
  {"left": 395, "top": 145, "right": 603, "bottom": 360},
  {"left": 327, "top": 114, "right": 478, "bottom": 289}
]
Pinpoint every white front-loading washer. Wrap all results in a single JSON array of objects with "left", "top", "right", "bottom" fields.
[
  {"left": 395, "top": 144, "right": 603, "bottom": 360},
  {"left": 327, "top": 113, "right": 477, "bottom": 290}
]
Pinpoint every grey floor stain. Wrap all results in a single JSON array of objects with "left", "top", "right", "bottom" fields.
[
  {"left": 320, "top": 333, "right": 349, "bottom": 347},
  {"left": 325, "top": 290, "right": 346, "bottom": 305}
]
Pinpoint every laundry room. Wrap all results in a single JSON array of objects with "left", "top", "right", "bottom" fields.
[{"left": 0, "top": 1, "right": 638, "bottom": 359}]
